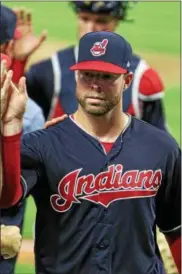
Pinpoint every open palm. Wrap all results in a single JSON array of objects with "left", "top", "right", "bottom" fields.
[
  {"left": 13, "top": 8, "right": 47, "bottom": 61},
  {"left": 1, "top": 66, "right": 28, "bottom": 124}
]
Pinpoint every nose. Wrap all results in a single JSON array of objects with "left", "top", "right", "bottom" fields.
[
  {"left": 90, "top": 83, "right": 102, "bottom": 93},
  {"left": 85, "top": 21, "right": 95, "bottom": 33}
]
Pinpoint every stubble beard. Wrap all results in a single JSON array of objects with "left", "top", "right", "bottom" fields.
[{"left": 76, "top": 89, "right": 121, "bottom": 116}]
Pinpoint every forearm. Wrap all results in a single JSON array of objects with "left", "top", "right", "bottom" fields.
[
  {"left": 0, "top": 144, "right": 3, "bottom": 198},
  {"left": 0, "top": 123, "right": 23, "bottom": 208},
  {"left": 166, "top": 234, "right": 181, "bottom": 273},
  {"left": 11, "top": 59, "right": 27, "bottom": 84}
]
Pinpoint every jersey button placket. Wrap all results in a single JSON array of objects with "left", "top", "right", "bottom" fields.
[{"left": 98, "top": 239, "right": 109, "bottom": 249}]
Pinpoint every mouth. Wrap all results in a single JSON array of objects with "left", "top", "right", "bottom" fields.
[{"left": 87, "top": 96, "right": 105, "bottom": 101}]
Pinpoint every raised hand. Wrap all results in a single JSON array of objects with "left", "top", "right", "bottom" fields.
[
  {"left": 1, "top": 67, "right": 28, "bottom": 135},
  {"left": 13, "top": 8, "right": 47, "bottom": 61},
  {"left": 1, "top": 56, "right": 13, "bottom": 120}
]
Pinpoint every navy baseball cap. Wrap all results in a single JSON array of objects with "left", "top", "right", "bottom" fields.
[
  {"left": 70, "top": 31, "right": 132, "bottom": 74},
  {"left": 0, "top": 5, "right": 17, "bottom": 45}
]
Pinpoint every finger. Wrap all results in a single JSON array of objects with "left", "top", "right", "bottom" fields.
[
  {"left": 20, "top": 7, "right": 26, "bottom": 24},
  {"left": 44, "top": 118, "right": 59, "bottom": 128},
  {"left": 37, "top": 30, "right": 48, "bottom": 46},
  {"left": 32, "top": 30, "right": 47, "bottom": 53},
  {"left": 3, "top": 253, "right": 16, "bottom": 260},
  {"left": 18, "top": 77, "right": 27, "bottom": 95},
  {"left": 1, "top": 69, "right": 7, "bottom": 87},
  {"left": 44, "top": 120, "right": 56, "bottom": 129},
  {"left": 12, "top": 7, "right": 18, "bottom": 14},
  {"left": 26, "top": 10, "right": 32, "bottom": 26},
  {"left": 1, "top": 60, "right": 7, "bottom": 78},
  {"left": 44, "top": 115, "right": 68, "bottom": 128},
  {"left": 44, "top": 121, "right": 51, "bottom": 129},
  {"left": 15, "top": 8, "right": 22, "bottom": 25},
  {"left": 2, "top": 70, "right": 13, "bottom": 97},
  {"left": 55, "top": 115, "right": 68, "bottom": 122},
  {"left": 28, "top": 31, "right": 47, "bottom": 56}
]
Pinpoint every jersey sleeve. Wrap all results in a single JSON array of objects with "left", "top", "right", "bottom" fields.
[
  {"left": 138, "top": 68, "right": 167, "bottom": 130},
  {"left": 1, "top": 130, "right": 46, "bottom": 208},
  {"left": 156, "top": 147, "right": 181, "bottom": 234},
  {"left": 20, "top": 130, "right": 45, "bottom": 197},
  {"left": 138, "top": 68, "right": 164, "bottom": 101},
  {"left": 140, "top": 100, "right": 167, "bottom": 131},
  {"left": 26, "top": 59, "right": 54, "bottom": 119}
]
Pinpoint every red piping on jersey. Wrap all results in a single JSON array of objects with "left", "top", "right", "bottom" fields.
[
  {"left": 51, "top": 99, "right": 65, "bottom": 119},
  {"left": 127, "top": 103, "right": 135, "bottom": 116},
  {"left": 101, "top": 142, "right": 113, "bottom": 153},
  {"left": 139, "top": 68, "right": 164, "bottom": 96},
  {"left": 70, "top": 115, "right": 113, "bottom": 153}
]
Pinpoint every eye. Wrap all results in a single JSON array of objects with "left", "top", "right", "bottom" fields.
[
  {"left": 84, "top": 72, "right": 93, "bottom": 78},
  {"left": 79, "top": 15, "right": 89, "bottom": 23},
  {"left": 102, "top": 74, "right": 113, "bottom": 80},
  {"left": 96, "top": 18, "right": 109, "bottom": 24}
]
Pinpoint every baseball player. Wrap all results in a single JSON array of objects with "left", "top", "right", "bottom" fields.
[
  {"left": 0, "top": 55, "right": 23, "bottom": 261},
  {"left": 0, "top": 54, "right": 12, "bottom": 199},
  {"left": 1, "top": 31, "right": 181, "bottom": 274},
  {"left": 26, "top": 1, "right": 166, "bottom": 132},
  {"left": 0, "top": 5, "right": 45, "bottom": 273}
]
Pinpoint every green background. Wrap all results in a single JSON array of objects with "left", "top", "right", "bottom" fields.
[{"left": 3, "top": 1, "right": 181, "bottom": 273}]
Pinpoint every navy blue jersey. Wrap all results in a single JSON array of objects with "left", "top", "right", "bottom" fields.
[
  {"left": 20, "top": 116, "right": 180, "bottom": 274},
  {"left": 26, "top": 46, "right": 166, "bottom": 130}
]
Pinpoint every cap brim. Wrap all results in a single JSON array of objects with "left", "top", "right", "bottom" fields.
[{"left": 70, "top": 61, "right": 127, "bottom": 74}]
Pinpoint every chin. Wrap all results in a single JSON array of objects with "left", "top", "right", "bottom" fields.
[{"left": 85, "top": 106, "right": 109, "bottom": 116}]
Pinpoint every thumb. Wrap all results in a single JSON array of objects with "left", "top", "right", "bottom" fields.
[{"left": 32, "top": 30, "right": 47, "bottom": 54}]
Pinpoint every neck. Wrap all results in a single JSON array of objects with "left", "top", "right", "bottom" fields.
[{"left": 73, "top": 104, "right": 129, "bottom": 142}]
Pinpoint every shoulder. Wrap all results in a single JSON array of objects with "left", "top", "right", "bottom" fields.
[
  {"left": 131, "top": 117, "right": 179, "bottom": 155},
  {"left": 131, "top": 54, "right": 164, "bottom": 100},
  {"left": 27, "top": 46, "right": 75, "bottom": 76},
  {"left": 22, "top": 117, "right": 71, "bottom": 146},
  {"left": 139, "top": 67, "right": 164, "bottom": 100},
  {"left": 56, "top": 45, "right": 75, "bottom": 57}
]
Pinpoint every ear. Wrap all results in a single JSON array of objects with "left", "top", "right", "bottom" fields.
[
  {"left": 115, "top": 19, "right": 120, "bottom": 28},
  {"left": 124, "top": 72, "right": 133, "bottom": 89}
]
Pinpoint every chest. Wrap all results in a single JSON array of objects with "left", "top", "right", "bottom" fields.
[{"left": 41, "top": 138, "right": 163, "bottom": 215}]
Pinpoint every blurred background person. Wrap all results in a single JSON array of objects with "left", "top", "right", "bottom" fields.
[
  {"left": 0, "top": 5, "right": 45, "bottom": 274},
  {"left": 26, "top": 1, "right": 166, "bottom": 134}
]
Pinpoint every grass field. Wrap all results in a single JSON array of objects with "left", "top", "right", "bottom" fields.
[{"left": 3, "top": 1, "right": 181, "bottom": 273}]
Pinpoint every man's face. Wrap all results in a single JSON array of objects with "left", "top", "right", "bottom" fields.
[
  {"left": 77, "top": 12, "right": 118, "bottom": 39},
  {"left": 76, "top": 70, "right": 125, "bottom": 116}
]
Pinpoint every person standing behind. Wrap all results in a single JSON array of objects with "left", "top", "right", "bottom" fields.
[
  {"left": 26, "top": 1, "right": 166, "bottom": 132},
  {"left": 0, "top": 5, "right": 45, "bottom": 273}
]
